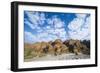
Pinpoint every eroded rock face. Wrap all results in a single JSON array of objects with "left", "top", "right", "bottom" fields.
[
  {"left": 63, "top": 39, "right": 90, "bottom": 55},
  {"left": 61, "top": 44, "right": 69, "bottom": 53},
  {"left": 31, "top": 42, "right": 43, "bottom": 57},
  {"left": 54, "top": 39, "right": 63, "bottom": 44},
  {"left": 53, "top": 39, "right": 69, "bottom": 55},
  {"left": 30, "top": 42, "right": 54, "bottom": 57},
  {"left": 24, "top": 39, "right": 90, "bottom": 59}
]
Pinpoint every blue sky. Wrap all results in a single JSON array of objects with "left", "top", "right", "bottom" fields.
[{"left": 24, "top": 11, "right": 90, "bottom": 43}]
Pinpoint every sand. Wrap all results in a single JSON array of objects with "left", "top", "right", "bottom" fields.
[{"left": 24, "top": 53, "right": 90, "bottom": 62}]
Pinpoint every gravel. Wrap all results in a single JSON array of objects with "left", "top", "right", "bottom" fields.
[{"left": 24, "top": 53, "right": 90, "bottom": 62}]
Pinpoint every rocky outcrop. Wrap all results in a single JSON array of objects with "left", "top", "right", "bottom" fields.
[
  {"left": 53, "top": 39, "right": 69, "bottom": 55},
  {"left": 24, "top": 39, "right": 90, "bottom": 59},
  {"left": 63, "top": 39, "right": 90, "bottom": 55}
]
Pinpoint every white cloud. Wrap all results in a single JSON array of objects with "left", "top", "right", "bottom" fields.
[
  {"left": 45, "top": 16, "right": 68, "bottom": 41},
  {"left": 47, "top": 16, "right": 64, "bottom": 28},
  {"left": 25, "top": 30, "right": 58, "bottom": 43},
  {"left": 24, "top": 12, "right": 69, "bottom": 43},
  {"left": 24, "top": 20, "right": 38, "bottom": 29},
  {"left": 53, "top": 16, "right": 64, "bottom": 28},
  {"left": 76, "top": 14, "right": 87, "bottom": 19},
  {"left": 26, "top": 11, "right": 39, "bottom": 25},
  {"left": 38, "top": 13, "right": 46, "bottom": 25},
  {"left": 24, "top": 31, "right": 37, "bottom": 43},
  {"left": 47, "top": 18, "right": 53, "bottom": 25},
  {"left": 68, "top": 14, "right": 90, "bottom": 40},
  {"left": 68, "top": 18, "right": 84, "bottom": 31},
  {"left": 45, "top": 27, "right": 68, "bottom": 41},
  {"left": 25, "top": 11, "right": 46, "bottom": 30},
  {"left": 25, "top": 11, "right": 90, "bottom": 43},
  {"left": 45, "top": 26, "right": 51, "bottom": 29},
  {"left": 25, "top": 31, "right": 50, "bottom": 43}
]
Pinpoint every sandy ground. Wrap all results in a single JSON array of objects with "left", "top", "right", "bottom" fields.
[{"left": 24, "top": 53, "right": 90, "bottom": 62}]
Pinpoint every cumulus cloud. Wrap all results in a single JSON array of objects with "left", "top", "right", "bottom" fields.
[
  {"left": 76, "top": 14, "right": 87, "bottom": 19},
  {"left": 24, "top": 31, "right": 36, "bottom": 43},
  {"left": 68, "top": 18, "right": 84, "bottom": 31},
  {"left": 68, "top": 14, "right": 90, "bottom": 40},
  {"left": 25, "top": 31, "right": 52, "bottom": 43},
  {"left": 45, "top": 16, "right": 67, "bottom": 41},
  {"left": 24, "top": 11, "right": 46, "bottom": 30},
  {"left": 39, "top": 13, "right": 46, "bottom": 25},
  {"left": 25, "top": 30, "right": 59, "bottom": 43},
  {"left": 25, "top": 11, "right": 39, "bottom": 25},
  {"left": 47, "top": 16, "right": 64, "bottom": 28},
  {"left": 24, "top": 13, "right": 68, "bottom": 43},
  {"left": 24, "top": 11, "right": 90, "bottom": 43},
  {"left": 24, "top": 19, "right": 38, "bottom": 29}
]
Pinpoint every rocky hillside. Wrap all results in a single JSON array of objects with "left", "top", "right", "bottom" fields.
[{"left": 24, "top": 39, "right": 90, "bottom": 59}]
